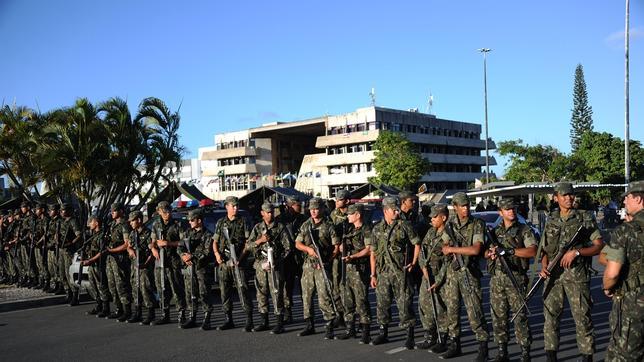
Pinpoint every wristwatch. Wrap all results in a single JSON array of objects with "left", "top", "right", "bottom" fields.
[{"left": 574, "top": 249, "right": 581, "bottom": 257}]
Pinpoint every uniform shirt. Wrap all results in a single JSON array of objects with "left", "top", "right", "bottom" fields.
[
  {"left": 296, "top": 217, "right": 340, "bottom": 265},
  {"left": 130, "top": 227, "right": 152, "bottom": 265},
  {"left": 490, "top": 220, "right": 537, "bottom": 274},
  {"left": 179, "top": 227, "right": 213, "bottom": 270},
  {"left": 447, "top": 215, "right": 485, "bottom": 268},
  {"left": 371, "top": 218, "right": 420, "bottom": 272},
  {"left": 60, "top": 216, "right": 82, "bottom": 250},
  {"left": 246, "top": 220, "right": 291, "bottom": 265},
  {"left": 420, "top": 226, "right": 450, "bottom": 285},
  {"left": 108, "top": 218, "right": 131, "bottom": 250},
  {"left": 603, "top": 209, "right": 644, "bottom": 292},
  {"left": 150, "top": 217, "right": 185, "bottom": 259},
  {"left": 35, "top": 215, "right": 49, "bottom": 246},
  {"left": 343, "top": 222, "right": 372, "bottom": 261},
  {"left": 18, "top": 213, "right": 35, "bottom": 245},
  {"left": 45, "top": 216, "right": 61, "bottom": 249},
  {"left": 83, "top": 229, "right": 106, "bottom": 259},
  {"left": 330, "top": 208, "right": 350, "bottom": 237},
  {"left": 213, "top": 215, "right": 249, "bottom": 261}
]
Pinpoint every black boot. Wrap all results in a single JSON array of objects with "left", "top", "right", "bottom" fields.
[
  {"left": 494, "top": 343, "right": 508, "bottom": 362},
  {"left": 109, "top": 304, "right": 123, "bottom": 320},
  {"left": 359, "top": 323, "right": 370, "bottom": 344},
  {"left": 98, "top": 302, "right": 111, "bottom": 318},
  {"left": 177, "top": 310, "right": 187, "bottom": 328},
  {"left": 69, "top": 290, "right": 79, "bottom": 306},
  {"left": 545, "top": 350, "right": 557, "bottom": 362},
  {"left": 118, "top": 304, "right": 132, "bottom": 323},
  {"left": 181, "top": 312, "right": 196, "bottom": 329},
  {"left": 201, "top": 311, "right": 212, "bottom": 331},
  {"left": 418, "top": 330, "right": 438, "bottom": 349},
  {"left": 370, "top": 325, "right": 389, "bottom": 345},
  {"left": 86, "top": 301, "right": 102, "bottom": 316},
  {"left": 153, "top": 309, "right": 171, "bottom": 326},
  {"left": 243, "top": 311, "right": 254, "bottom": 332},
  {"left": 335, "top": 321, "right": 355, "bottom": 340},
  {"left": 333, "top": 312, "right": 346, "bottom": 329},
  {"left": 285, "top": 307, "right": 293, "bottom": 324},
  {"left": 474, "top": 341, "right": 488, "bottom": 362},
  {"left": 271, "top": 315, "right": 284, "bottom": 334},
  {"left": 520, "top": 345, "right": 531, "bottom": 362},
  {"left": 404, "top": 326, "right": 415, "bottom": 350},
  {"left": 431, "top": 333, "right": 448, "bottom": 353},
  {"left": 440, "top": 337, "right": 461, "bottom": 359},
  {"left": 580, "top": 355, "right": 592, "bottom": 362},
  {"left": 324, "top": 320, "right": 334, "bottom": 340},
  {"left": 141, "top": 308, "right": 155, "bottom": 325},
  {"left": 65, "top": 290, "right": 73, "bottom": 304},
  {"left": 217, "top": 311, "right": 234, "bottom": 330},
  {"left": 298, "top": 318, "right": 315, "bottom": 336},
  {"left": 253, "top": 313, "right": 269, "bottom": 332},
  {"left": 127, "top": 306, "right": 142, "bottom": 323},
  {"left": 54, "top": 283, "right": 65, "bottom": 295}
]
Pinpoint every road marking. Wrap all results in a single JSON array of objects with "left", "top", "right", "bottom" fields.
[{"left": 385, "top": 346, "right": 407, "bottom": 354}]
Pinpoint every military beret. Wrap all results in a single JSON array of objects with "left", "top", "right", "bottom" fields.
[
  {"left": 336, "top": 189, "right": 350, "bottom": 200},
  {"left": 225, "top": 196, "right": 239, "bottom": 206},
  {"left": 128, "top": 210, "right": 143, "bottom": 222},
  {"left": 347, "top": 203, "right": 364, "bottom": 215},
  {"left": 382, "top": 196, "right": 400, "bottom": 210},
  {"left": 157, "top": 201, "right": 172, "bottom": 212},
  {"left": 20, "top": 201, "right": 31, "bottom": 208},
  {"left": 48, "top": 203, "right": 60, "bottom": 211},
  {"left": 187, "top": 209, "right": 202, "bottom": 221},
  {"left": 308, "top": 197, "right": 323, "bottom": 209},
  {"left": 111, "top": 202, "right": 124, "bottom": 211},
  {"left": 429, "top": 204, "right": 449, "bottom": 218},
  {"left": 621, "top": 180, "right": 644, "bottom": 198},
  {"left": 451, "top": 192, "right": 470, "bottom": 206},
  {"left": 261, "top": 202, "right": 274, "bottom": 212},
  {"left": 554, "top": 182, "right": 574, "bottom": 196},
  {"left": 286, "top": 195, "right": 300, "bottom": 204},
  {"left": 13, "top": 209, "right": 20, "bottom": 216},
  {"left": 398, "top": 191, "right": 416, "bottom": 200},
  {"left": 36, "top": 202, "right": 47, "bottom": 209},
  {"left": 498, "top": 199, "right": 516, "bottom": 210},
  {"left": 60, "top": 202, "right": 72, "bottom": 210}
]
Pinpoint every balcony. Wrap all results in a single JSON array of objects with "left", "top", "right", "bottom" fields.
[
  {"left": 407, "top": 134, "right": 496, "bottom": 150},
  {"left": 201, "top": 146, "right": 257, "bottom": 160},
  {"left": 423, "top": 154, "right": 497, "bottom": 166},
  {"left": 316, "top": 151, "right": 375, "bottom": 166},
  {"left": 202, "top": 163, "right": 258, "bottom": 177},
  {"left": 420, "top": 172, "right": 488, "bottom": 182},
  {"left": 315, "top": 130, "right": 380, "bottom": 148},
  {"left": 319, "top": 171, "right": 376, "bottom": 186}
]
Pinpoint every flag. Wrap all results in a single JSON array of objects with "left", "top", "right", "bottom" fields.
[
  {"left": 417, "top": 183, "right": 427, "bottom": 194},
  {"left": 217, "top": 170, "right": 225, "bottom": 177}
]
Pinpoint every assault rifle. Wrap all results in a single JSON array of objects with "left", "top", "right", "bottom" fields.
[
  {"left": 444, "top": 222, "right": 481, "bottom": 320},
  {"left": 223, "top": 227, "right": 247, "bottom": 312},
  {"left": 420, "top": 243, "right": 442, "bottom": 344},
  {"left": 307, "top": 225, "right": 338, "bottom": 314}
]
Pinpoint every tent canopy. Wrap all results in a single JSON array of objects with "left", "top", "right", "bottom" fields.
[
  {"left": 146, "top": 181, "right": 214, "bottom": 216},
  {"left": 238, "top": 186, "right": 311, "bottom": 210},
  {"left": 349, "top": 183, "right": 401, "bottom": 200}
]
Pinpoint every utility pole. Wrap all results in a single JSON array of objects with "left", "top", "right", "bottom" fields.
[
  {"left": 478, "top": 48, "right": 492, "bottom": 184},
  {"left": 625, "top": 0, "right": 630, "bottom": 186}
]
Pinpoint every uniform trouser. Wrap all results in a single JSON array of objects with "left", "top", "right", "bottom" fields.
[
  {"left": 331, "top": 257, "right": 345, "bottom": 315},
  {"left": 21, "top": 245, "right": 37, "bottom": 279},
  {"left": 8, "top": 249, "right": 18, "bottom": 278},
  {"left": 606, "top": 289, "right": 643, "bottom": 361},
  {"left": 283, "top": 253, "right": 302, "bottom": 312},
  {"left": 131, "top": 262, "right": 156, "bottom": 309},
  {"left": 36, "top": 248, "right": 48, "bottom": 282},
  {"left": 419, "top": 277, "right": 447, "bottom": 333},
  {"left": 543, "top": 277, "right": 594, "bottom": 354},
  {"left": 0, "top": 252, "right": 8, "bottom": 278},
  {"left": 155, "top": 263, "right": 187, "bottom": 311},
  {"left": 444, "top": 268, "right": 489, "bottom": 341},
  {"left": 88, "top": 263, "right": 110, "bottom": 302},
  {"left": 106, "top": 254, "right": 132, "bottom": 307},
  {"left": 301, "top": 262, "right": 336, "bottom": 322},
  {"left": 341, "top": 262, "right": 371, "bottom": 324},
  {"left": 58, "top": 249, "right": 78, "bottom": 292},
  {"left": 375, "top": 267, "right": 415, "bottom": 328},
  {"left": 16, "top": 245, "right": 26, "bottom": 277},
  {"left": 183, "top": 267, "right": 214, "bottom": 313},
  {"left": 254, "top": 261, "right": 284, "bottom": 315},
  {"left": 47, "top": 250, "right": 59, "bottom": 285},
  {"left": 218, "top": 263, "right": 252, "bottom": 314},
  {"left": 490, "top": 272, "right": 531, "bottom": 346}
]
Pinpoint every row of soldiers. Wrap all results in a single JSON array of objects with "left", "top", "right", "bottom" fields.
[{"left": 3, "top": 180, "right": 641, "bottom": 362}]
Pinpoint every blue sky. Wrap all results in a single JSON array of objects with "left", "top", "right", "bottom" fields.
[{"left": 1, "top": 0, "right": 642, "bottom": 177}]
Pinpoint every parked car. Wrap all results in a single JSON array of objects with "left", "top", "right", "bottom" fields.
[{"left": 471, "top": 211, "right": 541, "bottom": 239}]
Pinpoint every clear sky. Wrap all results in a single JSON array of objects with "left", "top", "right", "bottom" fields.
[{"left": 1, "top": 0, "right": 642, "bottom": 176}]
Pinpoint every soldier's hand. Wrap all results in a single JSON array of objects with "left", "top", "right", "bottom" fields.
[
  {"left": 441, "top": 245, "right": 452, "bottom": 255},
  {"left": 486, "top": 246, "right": 497, "bottom": 260},
  {"left": 82, "top": 260, "right": 90, "bottom": 266},
  {"left": 603, "top": 288, "right": 614, "bottom": 298},
  {"left": 127, "top": 249, "right": 136, "bottom": 259},
  {"left": 560, "top": 249, "right": 578, "bottom": 269},
  {"left": 342, "top": 254, "right": 352, "bottom": 263},
  {"left": 429, "top": 283, "right": 438, "bottom": 291},
  {"left": 370, "top": 276, "right": 377, "bottom": 289},
  {"left": 151, "top": 248, "right": 160, "bottom": 260},
  {"left": 539, "top": 268, "right": 550, "bottom": 279},
  {"left": 306, "top": 248, "right": 316, "bottom": 258},
  {"left": 215, "top": 252, "right": 223, "bottom": 265},
  {"left": 181, "top": 253, "right": 192, "bottom": 265},
  {"left": 156, "top": 239, "right": 168, "bottom": 247}
]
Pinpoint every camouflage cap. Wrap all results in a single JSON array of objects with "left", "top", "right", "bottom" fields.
[
  {"left": 285, "top": 195, "right": 300, "bottom": 205},
  {"left": 429, "top": 204, "right": 449, "bottom": 218},
  {"left": 621, "top": 180, "right": 644, "bottom": 198},
  {"left": 111, "top": 202, "right": 124, "bottom": 211},
  {"left": 187, "top": 209, "right": 202, "bottom": 221},
  {"left": 336, "top": 189, "right": 350, "bottom": 200},
  {"left": 498, "top": 198, "right": 516, "bottom": 210},
  {"left": 347, "top": 203, "right": 364, "bottom": 215},
  {"left": 20, "top": 201, "right": 31, "bottom": 208},
  {"left": 36, "top": 202, "right": 47, "bottom": 209},
  {"left": 13, "top": 209, "right": 20, "bottom": 216},
  {"left": 308, "top": 197, "right": 323, "bottom": 209},
  {"left": 128, "top": 210, "right": 143, "bottom": 222},
  {"left": 554, "top": 182, "right": 574, "bottom": 196},
  {"left": 398, "top": 191, "right": 416, "bottom": 201},
  {"left": 225, "top": 196, "right": 239, "bottom": 206},
  {"left": 157, "top": 201, "right": 172, "bottom": 212},
  {"left": 60, "top": 202, "right": 72, "bottom": 210},
  {"left": 451, "top": 192, "right": 470, "bottom": 206},
  {"left": 382, "top": 196, "right": 400, "bottom": 210},
  {"left": 47, "top": 203, "right": 60, "bottom": 211},
  {"left": 261, "top": 202, "right": 274, "bottom": 212}
]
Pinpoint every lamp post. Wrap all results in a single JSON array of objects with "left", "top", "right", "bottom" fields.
[
  {"left": 478, "top": 48, "right": 492, "bottom": 184},
  {"left": 625, "top": 0, "right": 630, "bottom": 186}
]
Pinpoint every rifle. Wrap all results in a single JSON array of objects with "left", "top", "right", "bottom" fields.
[
  {"left": 444, "top": 222, "right": 481, "bottom": 319},
  {"left": 134, "top": 230, "right": 142, "bottom": 309},
  {"left": 266, "top": 241, "right": 280, "bottom": 315},
  {"left": 307, "top": 224, "right": 338, "bottom": 314},
  {"left": 42, "top": 219, "right": 49, "bottom": 270},
  {"left": 76, "top": 233, "right": 93, "bottom": 291},
  {"left": 223, "top": 226, "right": 248, "bottom": 312},
  {"left": 28, "top": 218, "right": 36, "bottom": 278},
  {"left": 155, "top": 224, "right": 166, "bottom": 312},
  {"left": 54, "top": 220, "right": 61, "bottom": 261},
  {"left": 510, "top": 225, "right": 584, "bottom": 323},
  {"left": 340, "top": 223, "right": 349, "bottom": 286},
  {"left": 183, "top": 236, "right": 198, "bottom": 314},
  {"left": 420, "top": 243, "right": 442, "bottom": 344}
]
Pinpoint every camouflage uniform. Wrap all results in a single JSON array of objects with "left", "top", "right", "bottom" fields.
[
  {"left": 59, "top": 214, "right": 81, "bottom": 293},
  {"left": 130, "top": 226, "right": 155, "bottom": 310},
  {"left": 106, "top": 218, "right": 132, "bottom": 308},
  {"left": 340, "top": 222, "right": 372, "bottom": 325},
  {"left": 213, "top": 215, "right": 251, "bottom": 313},
  {"left": 150, "top": 217, "right": 187, "bottom": 312},
  {"left": 330, "top": 207, "right": 348, "bottom": 317},
  {"left": 489, "top": 219, "right": 537, "bottom": 348},
  {"left": 84, "top": 229, "right": 110, "bottom": 304},
  {"left": 418, "top": 226, "right": 449, "bottom": 335},
  {"left": 541, "top": 209, "right": 601, "bottom": 355},
  {"left": 296, "top": 216, "right": 340, "bottom": 322},
  {"left": 603, "top": 208, "right": 643, "bottom": 361},
  {"left": 275, "top": 207, "right": 306, "bottom": 316},
  {"left": 17, "top": 212, "right": 34, "bottom": 282},
  {"left": 179, "top": 223, "right": 215, "bottom": 314},
  {"left": 34, "top": 212, "right": 50, "bottom": 287},
  {"left": 45, "top": 209, "right": 61, "bottom": 290}
]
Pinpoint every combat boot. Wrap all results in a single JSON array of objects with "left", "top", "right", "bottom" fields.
[
  {"left": 201, "top": 311, "right": 212, "bottom": 331},
  {"left": 404, "top": 326, "right": 415, "bottom": 350},
  {"left": 69, "top": 290, "right": 79, "bottom": 306},
  {"left": 359, "top": 324, "right": 370, "bottom": 344},
  {"left": 284, "top": 307, "right": 293, "bottom": 324},
  {"left": 520, "top": 345, "right": 530, "bottom": 362},
  {"left": 153, "top": 309, "right": 171, "bottom": 326},
  {"left": 243, "top": 311, "right": 254, "bottom": 332},
  {"left": 65, "top": 290, "right": 73, "bottom": 304},
  {"left": 271, "top": 316, "right": 284, "bottom": 335},
  {"left": 335, "top": 321, "right": 355, "bottom": 340},
  {"left": 97, "top": 302, "right": 110, "bottom": 318},
  {"left": 545, "top": 350, "right": 557, "bottom": 362},
  {"left": 108, "top": 304, "right": 123, "bottom": 320},
  {"left": 333, "top": 312, "right": 346, "bottom": 329},
  {"left": 298, "top": 318, "right": 315, "bottom": 336},
  {"left": 370, "top": 325, "right": 389, "bottom": 345},
  {"left": 431, "top": 333, "right": 448, "bottom": 353},
  {"left": 440, "top": 337, "right": 461, "bottom": 359},
  {"left": 127, "top": 305, "right": 142, "bottom": 323},
  {"left": 474, "top": 341, "right": 488, "bottom": 362},
  {"left": 177, "top": 310, "right": 187, "bottom": 328},
  {"left": 324, "top": 320, "right": 334, "bottom": 340},
  {"left": 181, "top": 312, "right": 196, "bottom": 329},
  {"left": 217, "top": 311, "right": 234, "bottom": 330},
  {"left": 54, "top": 283, "right": 65, "bottom": 295},
  {"left": 493, "top": 343, "right": 508, "bottom": 362},
  {"left": 253, "top": 313, "right": 269, "bottom": 332},
  {"left": 418, "top": 330, "right": 438, "bottom": 349},
  {"left": 140, "top": 308, "right": 155, "bottom": 325},
  {"left": 86, "top": 301, "right": 102, "bottom": 316},
  {"left": 118, "top": 304, "right": 132, "bottom": 323},
  {"left": 580, "top": 355, "right": 592, "bottom": 362}
]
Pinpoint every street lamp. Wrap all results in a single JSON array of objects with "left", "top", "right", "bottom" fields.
[{"left": 478, "top": 48, "right": 492, "bottom": 184}]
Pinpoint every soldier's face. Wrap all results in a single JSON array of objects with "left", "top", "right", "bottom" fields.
[
  {"left": 347, "top": 212, "right": 359, "bottom": 224},
  {"left": 88, "top": 219, "right": 98, "bottom": 230},
  {"left": 21, "top": 207, "right": 29, "bottom": 214},
  {"left": 261, "top": 210, "right": 273, "bottom": 223},
  {"left": 35, "top": 209, "right": 43, "bottom": 217},
  {"left": 555, "top": 193, "right": 574, "bottom": 210},
  {"left": 383, "top": 207, "right": 398, "bottom": 222},
  {"left": 624, "top": 193, "right": 643, "bottom": 215},
  {"left": 158, "top": 209, "right": 171, "bottom": 223},
  {"left": 61, "top": 209, "right": 69, "bottom": 217},
  {"left": 111, "top": 210, "right": 121, "bottom": 220},
  {"left": 309, "top": 208, "right": 321, "bottom": 219},
  {"left": 189, "top": 218, "right": 202, "bottom": 229},
  {"left": 431, "top": 214, "right": 447, "bottom": 228},
  {"left": 499, "top": 208, "right": 516, "bottom": 223},
  {"left": 48, "top": 210, "right": 57, "bottom": 218},
  {"left": 335, "top": 199, "right": 347, "bottom": 209},
  {"left": 226, "top": 203, "right": 238, "bottom": 217},
  {"left": 129, "top": 219, "right": 140, "bottom": 229},
  {"left": 454, "top": 204, "right": 470, "bottom": 219},
  {"left": 290, "top": 203, "right": 301, "bottom": 214}
]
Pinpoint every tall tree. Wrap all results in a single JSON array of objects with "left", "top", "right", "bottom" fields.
[
  {"left": 496, "top": 139, "right": 568, "bottom": 184},
  {"left": 370, "top": 131, "right": 430, "bottom": 190},
  {"left": 570, "top": 64, "right": 594, "bottom": 152}
]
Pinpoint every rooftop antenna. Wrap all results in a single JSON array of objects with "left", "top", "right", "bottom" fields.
[
  {"left": 425, "top": 91, "right": 434, "bottom": 115},
  {"left": 369, "top": 87, "right": 376, "bottom": 106}
]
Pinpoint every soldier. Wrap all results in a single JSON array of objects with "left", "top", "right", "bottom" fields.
[
  {"left": 275, "top": 195, "right": 307, "bottom": 324},
  {"left": 0, "top": 210, "right": 8, "bottom": 284},
  {"left": 601, "top": 180, "right": 643, "bottom": 361},
  {"left": 336, "top": 203, "right": 372, "bottom": 344},
  {"left": 59, "top": 203, "right": 82, "bottom": 305},
  {"left": 126, "top": 211, "right": 156, "bottom": 325},
  {"left": 104, "top": 203, "right": 133, "bottom": 321},
  {"left": 33, "top": 203, "right": 50, "bottom": 290},
  {"left": 441, "top": 192, "right": 489, "bottom": 360},
  {"left": 539, "top": 182, "right": 603, "bottom": 361},
  {"left": 399, "top": 191, "right": 424, "bottom": 292},
  {"left": 180, "top": 209, "right": 215, "bottom": 330},
  {"left": 369, "top": 196, "right": 420, "bottom": 350},
  {"left": 484, "top": 199, "right": 537, "bottom": 362},
  {"left": 329, "top": 189, "right": 351, "bottom": 328},
  {"left": 17, "top": 202, "right": 35, "bottom": 287},
  {"left": 246, "top": 201, "right": 291, "bottom": 334},
  {"left": 45, "top": 204, "right": 63, "bottom": 294},
  {"left": 81, "top": 215, "right": 110, "bottom": 317},
  {"left": 295, "top": 197, "right": 340, "bottom": 339},
  {"left": 212, "top": 196, "right": 252, "bottom": 331},
  {"left": 150, "top": 201, "right": 188, "bottom": 326},
  {"left": 418, "top": 204, "right": 449, "bottom": 352}
]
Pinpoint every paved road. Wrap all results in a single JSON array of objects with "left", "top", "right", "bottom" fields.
[{"left": 0, "top": 266, "right": 611, "bottom": 361}]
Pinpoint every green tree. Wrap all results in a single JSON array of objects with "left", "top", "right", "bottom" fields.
[
  {"left": 497, "top": 139, "right": 568, "bottom": 184},
  {"left": 370, "top": 131, "right": 430, "bottom": 190},
  {"left": 570, "top": 64, "right": 594, "bottom": 152}
]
